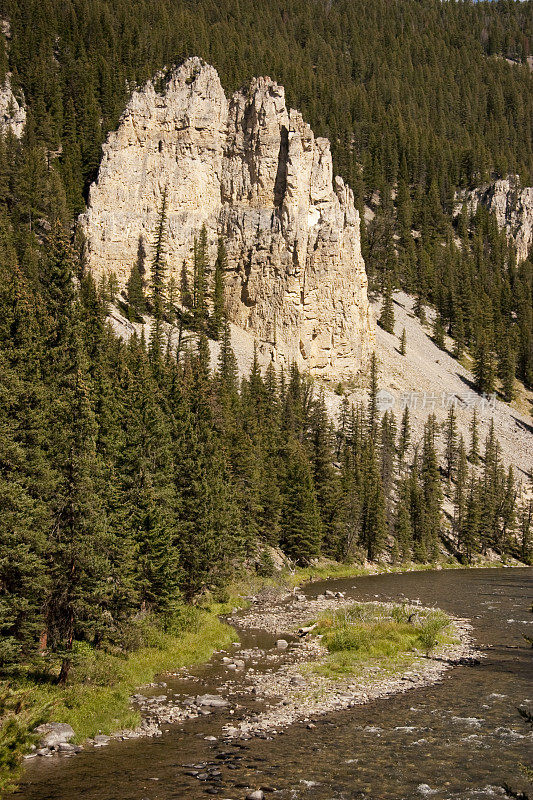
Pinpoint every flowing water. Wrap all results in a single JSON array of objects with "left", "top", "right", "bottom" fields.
[{"left": 12, "top": 568, "right": 533, "bottom": 800}]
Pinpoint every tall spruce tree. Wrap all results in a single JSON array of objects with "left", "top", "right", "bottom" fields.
[
  {"left": 209, "top": 237, "right": 226, "bottom": 340},
  {"left": 378, "top": 277, "right": 394, "bottom": 334}
]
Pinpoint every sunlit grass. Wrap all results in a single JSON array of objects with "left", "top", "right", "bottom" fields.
[
  {"left": 312, "top": 602, "right": 453, "bottom": 679},
  {"left": 1, "top": 604, "right": 235, "bottom": 788}
]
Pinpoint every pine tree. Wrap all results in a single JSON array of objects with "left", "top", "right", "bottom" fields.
[
  {"left": 473, "top": 334, "right": 496, "bottom": 396},
  {"left": 193, "top": 225, "right": 209, "bottom": 332},
  {"left": 453, "top": 436, "right": 468, "bottom": 554},
  {"left": 463, "top": 472, "right": 480, "bottom": 563},
  {"left": 360, "top": 439, "right": 388, "bottom": 561},
  {"left": 0, "top": 260, "right": 50, "bottom": 665},
  {"left": 309, "top": 391, "right": 340, "bottom": 552},
  {"left": 209, "top": 237, "right": 226, "bottom": 340},
  {"left": 433, "top": 313, "right": 446, "bottom": 350},
  {"left": 394, "top": 479, "right": 413, "bottom": 562},
  {"left": 452, "top": 307, "right": 466, "bottom": 360},
  {"left": 398, "top": 406, "right": 411, "bottom": 467},
  {"left": 414, "top": 293, "right": 427, "bottom": 325},
  {"left": 380, "top": 409, "right": 397, "bottom": 507},
  {"left": 126, "top": 242, "right": 146, "bottom": 322},
  {"left": 444, "top": 405, "right": 458, "bottom": 482},
  {"left": 368, "top": 352, "right": 379, "bottom": 441},
  {"left": 420, "top": 415, "right": 442, "bottom": 561},
  {"left": 378, "top": 277, "right": 394, "bottom": 334},
  {"left": 279, "top": 438, "right": 322, "bottom": 564},
  {"left": 399, "top": 327, "right": 407, "bottom": 356},
  {"left": 180, "top": 260, "right": 193, "bottom": 310},
  {"left": 519, "top": 499, "right": 532, "bottom": 565},
  {"left": 469, "top": 409, "right": 480, "bottom": 465},
  {"left": 498, "top": 338, "right": 516, "bottom": 403},
  {"left": 149, "top": 190, "right": 168, "bottom": 362},
  {"left": 47, "top": 311, "right": 109, "bottom": 684},
  {"left": 217, "top": 316, "right": 239, "bottom": 396}
]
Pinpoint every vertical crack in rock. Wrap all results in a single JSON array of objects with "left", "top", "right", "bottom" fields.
[{"left": 274, "top": 125, "right": 289, "bottom": 208}]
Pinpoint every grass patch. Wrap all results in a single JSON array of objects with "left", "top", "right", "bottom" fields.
[
  {"left": 1, "top": 606, "right": 234, "bottom": 792},
  {"left": 312, "top": 602, "right": 453, "bottom": 679}
]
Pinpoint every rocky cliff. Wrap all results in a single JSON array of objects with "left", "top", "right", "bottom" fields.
[
  {"left": 0, "top": 74, "right": 25, "bottom": 138},
  {"left": 457, "top": 176, "right": 533, "bottom": 263},
  {"left": 79, "top": 57, "right": 374, "bottom": 380}
]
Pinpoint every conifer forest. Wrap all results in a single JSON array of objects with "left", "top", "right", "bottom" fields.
[{"left": 0, "top": 0, "right": 532, "bottom": 796}]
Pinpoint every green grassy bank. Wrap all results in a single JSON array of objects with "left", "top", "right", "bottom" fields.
[
  {"left": 312, "top": 601, "right": 454, "bottom": 680},
  {"left": 0, "top": 607, "right": 234, "bottom": 793},
  {"left": 0, "top": 553, "right": 521, "bottom": 794}
]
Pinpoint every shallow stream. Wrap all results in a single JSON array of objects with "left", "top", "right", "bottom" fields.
[{"left": 13, "top": 567, "right": 533, "bottom": 800}]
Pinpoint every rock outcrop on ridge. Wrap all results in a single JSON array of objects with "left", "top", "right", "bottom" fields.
[
  {"left": 457, "top": 176, "right": 533, "bottom": 263},
  {"left": 0, "top": 74, "right": 25, "bottom": 138},
  {"left": 79, "top": 57, "right": 374, "bottom": 380}
]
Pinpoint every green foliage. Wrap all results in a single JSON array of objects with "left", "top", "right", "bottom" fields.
[
  {"left": 399, "top": 327, "right": 407, "bottom": 356},
  {"left": 378, "top": 278, "right": 394, "bottom": 334},
  {"left": 0, "top": 689, "right": 49, "bottom": 793},
  {"left": 315, "top": 603, "right": 452, "bottom": 672},
  {"left": 209, "top": 238, "right": 227, "bottom": 340},
  {"left": 0, "top": 0, "right": 530, "bottom": 766}
]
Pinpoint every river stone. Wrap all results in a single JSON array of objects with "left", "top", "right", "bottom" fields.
[
  {"left": 57, "top": 742, "right": 76, "bottom": 752},
  {"left": 35, "top": 722, "right": 75, "bottom": 748},
  {"left": 196, "top": 694, "right": 229, "bottom": 708},
  {"left": 276, "top": 639, "right": 288, "bottom": 650},
  {"left": 246, "top": 791, "right": 265, "bottom": 800}
]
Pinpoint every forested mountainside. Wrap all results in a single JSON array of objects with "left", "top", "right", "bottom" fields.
[
  {"left": 0, "top": 0, "right": 532, "bottom": 703},
  {"left": 0, "top": 0, "right": 531, "bottom": 386}
]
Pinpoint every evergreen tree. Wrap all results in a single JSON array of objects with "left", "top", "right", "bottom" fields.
[
  {"left": 453, "top": 436, "right": 468, "bottom": 555},
  {"left": 444, "top": 405, "right": 458, "bottom": 482},
  {"left": 398, "top": 406, "right": 411, "bottom": 467},
  {"left": 209, "top": 237, "right": 226, "bottom": 340},
  {"left": 419, "top": 415, "right": 442, "bottom": 561},
  {"left": 498, "top": 338, "right": 516, "bottom": 403},
  {"left": 279, "top": 439, "right": 322, "bottom": 564},
  {"left": 192, "top": 225, "right": 209, "bottom": 332},
  {"left": 469, "top": 409, "right": 480, "bottom": 465},
  {"left": 399, "top": 327, "right": 407, "bottom": 356},
  {"left": 463, "top": 472, "right": 480, "bottom": 563},
  {"left": 126, "top": 241, "right": 146, "bottom": 322},
  {"left": 433, "top": 313, "right": 446, "bottom": 350},
  {"left": 394, "top": 479, "right": 413, "bottom": 562},
  {"left": 359, "top": 440, "right": 388, "bottom": 561},
  {"left": 473, "top": 334, "right": 496, "bottom": 396},
  {"left": 368, "top": 352, "right": 379, "bottom": 441},
  {"left": 149, "top": 190, "right": 168, "bottom": 362},
  {"left": 378, "top": 277, "right": 394, "bottom": 334}
]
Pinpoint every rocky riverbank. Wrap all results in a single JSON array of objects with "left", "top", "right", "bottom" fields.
[
  {"left": 26, "top": 585, "right": 480, "bottom": 760},
  {"left": 220, "top": 590, "right": 479, "bottom": 738}
]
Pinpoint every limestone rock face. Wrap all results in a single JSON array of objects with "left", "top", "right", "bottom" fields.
[
  {"left": 80, "top": 57, "right": 374, "bottom": 379},
  {"left": 458, "top": 176, "right": 533, "bottom": 263},
  {"left": 0, "top": 74, "right": 25, "bottom": 138}
]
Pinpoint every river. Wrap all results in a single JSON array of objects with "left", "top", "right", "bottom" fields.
[{"left": 12, "top": 567, "right": 533, "bottom": 800}]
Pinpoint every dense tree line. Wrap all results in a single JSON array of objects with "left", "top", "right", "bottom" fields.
[
  {"left": 370, "top": 184, "right": 533, "bottom": 397},
  {"left": 0, "top": 0, "right": 531, "bottom": 680},
  {"left": 0, "top": 204, "right": 531, "bottom": 681}
]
